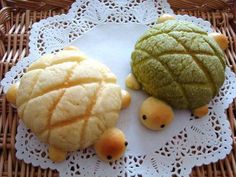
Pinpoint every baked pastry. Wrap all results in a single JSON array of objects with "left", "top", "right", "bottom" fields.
[
  {"left": 140, "top": 97, "right": 174, "bottom": 130},
  {"left": 95, "top": 128, "right": 127, "bottom": 161},
  {"left": 127, "top": 14, "right": 228, "bottom": 121},
  {"left": 6, "top": 46, "right": 131, "bottom": 162}
]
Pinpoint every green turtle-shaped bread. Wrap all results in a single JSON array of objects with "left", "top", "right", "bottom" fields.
[
  {"left": 130, "top": 15, "right": 227, "bottom": 110},
  {"left": 126, "top": 14, "right": 228, "bottom": 130}
]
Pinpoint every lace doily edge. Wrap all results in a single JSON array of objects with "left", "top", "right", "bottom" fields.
[{"left": 15, "top": 120, "right": 59, "bottom": 170}]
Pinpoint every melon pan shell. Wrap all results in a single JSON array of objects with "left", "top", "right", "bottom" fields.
[
  {"left": 131, "top": 20, "right": 226, "bottom": 109},
  {"left": 16, "top": 49, "right": 123, "bottom": 151}
]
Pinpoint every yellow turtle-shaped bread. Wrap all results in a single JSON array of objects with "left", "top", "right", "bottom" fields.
[{"left": 7, "top": 46, "right": 131, "bottom": 162}]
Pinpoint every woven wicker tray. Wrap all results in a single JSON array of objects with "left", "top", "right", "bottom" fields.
[{"left": 0, "top": 1, "right": 236, "bottom": 177}]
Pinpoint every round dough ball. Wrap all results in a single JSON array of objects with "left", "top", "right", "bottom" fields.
[
  {"left": 6, "top": 82, "right": 19, "bottom": 105},
  {"left": 157, "top": 14, "right": 175, "bottom": 23},
  {"left": 125, "top": 73, "right": 141, "bottom": 90},
  {"left": 192, "top": 105, "right": 208, "bottom": 118},
  {"left": 63, "top": 46, "right": 80, "bottom": 51},
  {"left": 94, "top": 128, "right": 127, "bottom": 162},
  {"left": 140, "top": 97, "right": 174, "bottom": 130},
  {"left": 209, "top": 33, "right": 229, "bottom": 50},
  {"left": 48, "top": 146, "right": 67, "bottom": 163},
  {"left": 121, "top": 90, "right": 131, "bottom": 109}
]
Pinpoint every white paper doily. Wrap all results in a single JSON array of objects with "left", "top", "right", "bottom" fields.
[{"left": 1, "top": 0, "right": 235, "bottom": 177}]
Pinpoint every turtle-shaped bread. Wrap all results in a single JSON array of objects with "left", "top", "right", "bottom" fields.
[
  {"left": 126, "top": 14, "right": 228, "bottom": 130},
  {"left": 6, "top": 46, "right": 131, "bottom": 162}
]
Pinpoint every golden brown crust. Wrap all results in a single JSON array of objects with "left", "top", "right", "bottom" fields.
[
  {"left": 94, "top": 128, "right": 126, "bottom": 162},
  {"left": 48, "top": 146, "right": 67, "bottom": 163},
  {"left": 140, "top": 97, "right": 174, "bottom": 131},
  {"left": 209, "top": 33, "right": 229, "bottom": 50},
  {"left": 192, "top": 104, "right": 208, "bottom": 118}
]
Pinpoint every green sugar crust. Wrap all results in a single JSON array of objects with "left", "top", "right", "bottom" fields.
[{"left": 131, "top": 20, "right": 226, "bottom": 109}]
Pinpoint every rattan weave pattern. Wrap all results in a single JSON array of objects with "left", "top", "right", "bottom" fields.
[{"left": 0, "top": 0, "right": 232, "bottom": 11}]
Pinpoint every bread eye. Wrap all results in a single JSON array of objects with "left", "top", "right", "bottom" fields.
[
  {"left": 142, "top": 115, "right": 147, "bottom": 120},
  {"left": 107, "top": 155, "right": 112, "bottom": 160},
  {"left": 125, "top": 141, "right": 128, "bottom": 146},
  {"left": 160, "top": 124, "right": 165, "bottom": 128}
]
